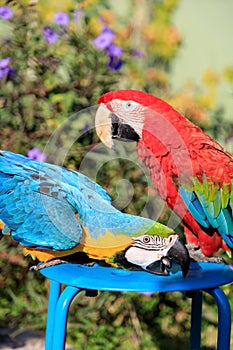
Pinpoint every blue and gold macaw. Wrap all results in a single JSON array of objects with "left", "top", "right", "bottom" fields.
[{"left": 0, "top": 150, "right": 189, "bottom": 276}]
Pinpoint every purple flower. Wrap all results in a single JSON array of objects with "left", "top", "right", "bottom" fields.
[
  {"left": 73, "top": 10, "right": 83, "bottom": 23},
  {"left": 54, "top": 12, "right": 69, "bottom": 27},
  {"left": 0, "top": 57, "right": 11, "bottom": 68},
  {"left": 0, "top": 57, "right": 15, "bottom": 81},
  {"left": 93, "top": 26, "right": 115, "bottom": 50},
  {"left": 93, "top": 26, "right": 124, "bottom": 71},
  {"left": 0, "top": 6, "right": 13, "bottom": 20},
  {"left": 43, "top": 26, "right": 58, "bottom": 44},
  {"left": 0, "top": 68, "right": 8, "bottom": 80},
  {"left": 106, "top": 44, "right": 123, "bottom": 58},
  {"left": 6, "top": 66, "right": 16, "bottom": 80},
  {"left": 27, "top": 148, "right": 46, "bottom": 162},
  {"left": 80, "top": 122, "right": 91, "bottom": 135},
  {"left": 132, "top": 49, "right": 144, "bottom": 58},
  {"left": 107, "top": 56, "right": 123, "bottom": 71},
  {"left": 106, "top": 44, "right": 123, "bottom": 71}
]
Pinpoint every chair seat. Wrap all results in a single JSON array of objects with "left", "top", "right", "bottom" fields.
[
  {"left": 40, "top": 261, "right": 233, "bottom": 293},
  {"left": 40, "top": 262, "right": 233, "bottom": 350}
]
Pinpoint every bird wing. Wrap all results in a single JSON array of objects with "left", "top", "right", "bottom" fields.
[
  {"left": 0, "top": 150, "right": 112, "bottom": 203},
  {"left": 0, "top": 151, "right": 172, "bottom": 253},
  {"left": 0, "top": 153, "right": 83, "bottom": 250},
  {"left": 180, "top": 177, "right": 233, "bottom": 249}
]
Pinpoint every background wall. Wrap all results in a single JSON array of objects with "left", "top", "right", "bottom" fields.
[{"left": 171, "top": 0, "right": 233, "bottom": 120}]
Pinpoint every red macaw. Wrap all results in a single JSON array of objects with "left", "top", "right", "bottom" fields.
[{"left": 95, "top": 90, "right": 233, "bottom": 258}]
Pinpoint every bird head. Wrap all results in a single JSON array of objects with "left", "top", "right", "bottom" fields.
[
  {"left": 95, "top": 90, "right": 169, "bottom": 148},
  {"left": 95, "top": 89, "right": 194, "bottom": 188},
  {"left": 114, "top": 234, "right": 190, "bottom": 277}
]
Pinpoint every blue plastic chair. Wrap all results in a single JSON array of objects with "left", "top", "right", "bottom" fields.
[{"left": 40, "top": 262, "right": 233, "bottom": 350}]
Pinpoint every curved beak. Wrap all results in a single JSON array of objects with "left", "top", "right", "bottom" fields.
[
  {"left": 167, "top": 237, "right": 190, "bottom": 277},
  {"left": 95, "top": 104, "right": 140, "bottom": 148},
  {"left": 146, "top": 237, "right": 190, "bottom": 277},
  {"left": 95, "top": 104, "right": 114, "bottom": 148}
]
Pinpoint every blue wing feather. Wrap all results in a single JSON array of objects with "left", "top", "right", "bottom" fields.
[
  {"left": 0, "top": 173, "right": 82, "bottom": 250},
  {"left": 179, "top": 187, "right": 209, "bottom": 228},
  {"left": 0, "top": 150, "right": 158, "bottom": 252},
  {"left": 180, "top": 184, "right": 233, "bottom": 248},
  {"left": 0, "top": 150, "right": 111, "bottom": 203}
]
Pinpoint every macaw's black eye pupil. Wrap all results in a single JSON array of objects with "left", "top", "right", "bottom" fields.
[{"left": 143, "top": 236, "right": 150, "bottom": 243}]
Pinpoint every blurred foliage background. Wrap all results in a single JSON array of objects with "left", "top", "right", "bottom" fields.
[{"left": 0, "top": 0, "right": 232, "bottom": 349}]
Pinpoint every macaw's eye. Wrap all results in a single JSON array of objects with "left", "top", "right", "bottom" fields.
[
  {"left": 143, "top": 235, "right": 151, "bottom": 243},
  {"left": 122, "top": 100, "right": 139, "bottom": 112},
  {"left": 168, "top": 235, "right": 176, "bottom": 244}
]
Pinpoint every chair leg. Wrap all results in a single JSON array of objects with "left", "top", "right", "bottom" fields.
[
  {"left": 206, "top": 288, "right": 231, "bottom": 350},
  {"left": 52, "top": 285, "right": 81, "bottom": 350},
  {"left": 190, "top": 291, "right": 203, "bottom": 350},
  {"left": 45, "top": 280, "right": 61, "bottom": 350}
]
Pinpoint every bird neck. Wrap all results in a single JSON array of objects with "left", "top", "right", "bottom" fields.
[
  {"left": 142, "top": 105, "right": 193, "bottom": 155},
  {"left": 136, "top": 108, "right": 195, "bottom": 209}
]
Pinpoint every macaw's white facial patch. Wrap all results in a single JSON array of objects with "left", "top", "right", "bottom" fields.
[
  {"left": 109, "top": 99, "right": 144, "bottom": 138},
  {"left": 125, "top": 234, "right": 178, "bottom": 270}
]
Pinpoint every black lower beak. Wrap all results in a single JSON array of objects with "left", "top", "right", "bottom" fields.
[
  {"left": 167, "top": 237, "right": 190, "bottom": 277},
  {"left": 111, "top": 114, "right": 140, "bottom": 142},
  {"left": 146, "top": 258, "right": 171, "bottom": 276},
  {"left": 145, "top": 237, "right": 190, "bottom": 277}
]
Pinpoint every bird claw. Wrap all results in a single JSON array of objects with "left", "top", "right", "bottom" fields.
[
  {"left": 29, "top": 259, "right": 68, "bottom": 271},
  {"left": 186, "top": 244, "right": 226, "bottom": 264}
]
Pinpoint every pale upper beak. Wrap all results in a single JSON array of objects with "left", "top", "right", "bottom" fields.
[{"left": 95, "top": 104, "right": 115, "bottom": 148}]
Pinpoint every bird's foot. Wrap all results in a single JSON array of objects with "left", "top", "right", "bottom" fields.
[
  {"left": 186, "top": 244, "right": 225, "bottom": 264},
  {"left": 83, "top": 261, "right": 96, "bottom": 267},
  {"left": 29, "top": 259, "right": 69, "bottom": 271}
]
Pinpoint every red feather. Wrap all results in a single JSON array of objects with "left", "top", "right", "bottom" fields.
[{"left": 139, "top": 96, "right": 233, "bottom": 255}]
